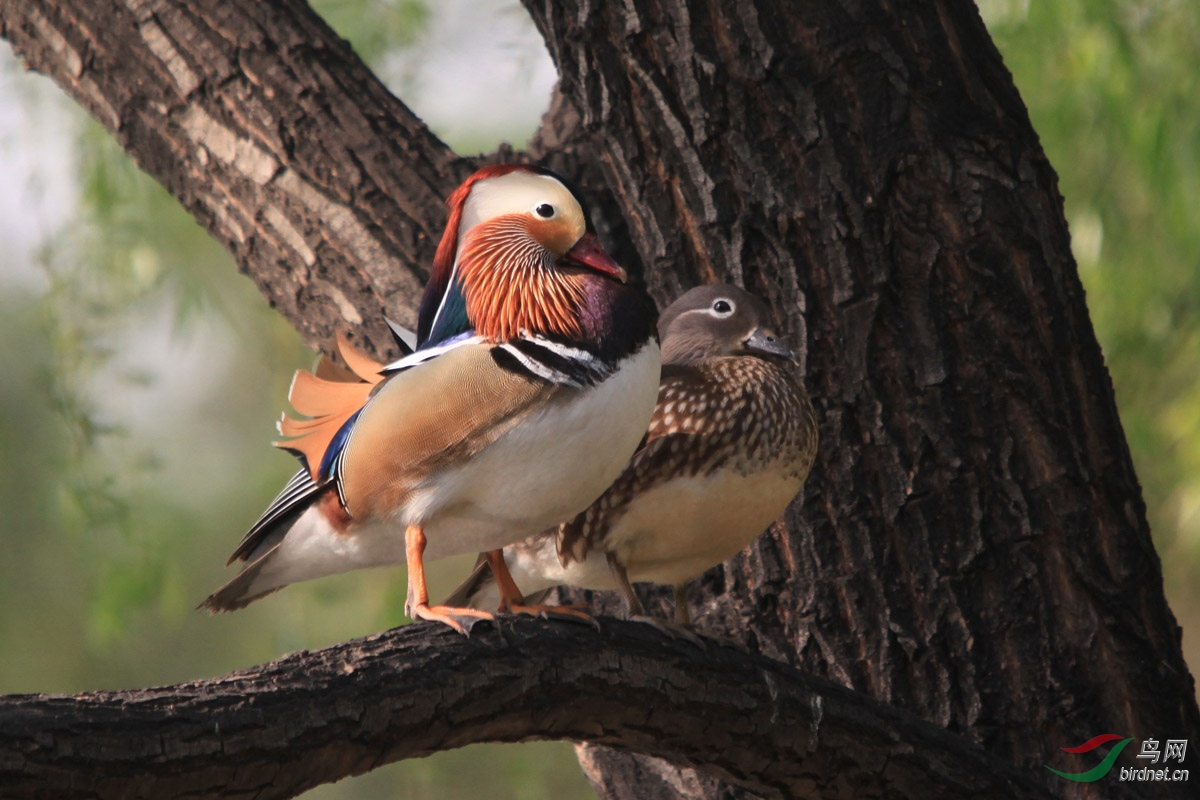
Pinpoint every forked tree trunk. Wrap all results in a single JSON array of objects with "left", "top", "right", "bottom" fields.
[
  {"left": 1, "top": 0, "right": 1196, "bottom": 798},
  {"left": 521, "top": 2, "right": 1200, "bottom": 798}
]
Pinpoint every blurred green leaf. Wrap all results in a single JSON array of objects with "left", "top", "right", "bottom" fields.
[{"left": 314, "top": 0, "right": 429, "bottom": 63}]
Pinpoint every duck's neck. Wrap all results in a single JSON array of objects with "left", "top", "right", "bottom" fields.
[{"left": 568, "top": 273, "right": 660, "bottom": 363}]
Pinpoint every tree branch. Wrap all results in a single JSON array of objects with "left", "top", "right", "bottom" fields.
[
  {"left": 0, "top": 617, "right": 1051, "bottom": 800},
  {"left": 0, "top": 0, "right": 471, "bottom": 357}
]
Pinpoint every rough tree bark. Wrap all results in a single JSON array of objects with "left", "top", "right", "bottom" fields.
[
  {"left": 0, "top": 619, "right": 1055, "bottom": 800},
  {"left": 1, "top": 0, "right": 1196, "bottom": 799}
]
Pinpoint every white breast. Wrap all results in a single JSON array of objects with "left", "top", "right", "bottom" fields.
[{"left": 401, "top": 341, "right": 661, "bottom": 561}]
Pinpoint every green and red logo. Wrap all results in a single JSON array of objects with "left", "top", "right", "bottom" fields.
[{"left": 1045, "top": 734, "right": 1134, "bottom": 782}]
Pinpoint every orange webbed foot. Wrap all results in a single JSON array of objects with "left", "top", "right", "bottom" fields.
[
  {"left": 486, "top": 549, "right": 599, "bottom": 628},
  {"left": 406, "top": 525, "right": 498, "bottom": 636},
  {"left": 408, "top": 602, "right": 497, "bottom": 636}
]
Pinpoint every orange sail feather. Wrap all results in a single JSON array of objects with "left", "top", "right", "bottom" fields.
[{"left": 274, "top": 333, "right": 386, "bottom": 480}]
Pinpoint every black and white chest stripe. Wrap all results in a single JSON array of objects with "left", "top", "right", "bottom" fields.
[{"left": 491, "top": 333, "right": 615, "bottom": 388}]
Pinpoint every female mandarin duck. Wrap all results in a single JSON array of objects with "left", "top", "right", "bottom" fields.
[
  {"left": 446, "top": 284, "right": 818, "bottom": 625},
  {"left": 201, "top": 165, "right": 661, "bottom": 633}
]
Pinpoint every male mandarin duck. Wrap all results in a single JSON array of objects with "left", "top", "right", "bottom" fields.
[
  {"left": 201, "top": 165, "right": 661, "bottom": 633},
  {"left": 446, "top": 284, "right": 818, "bottom": 624}
]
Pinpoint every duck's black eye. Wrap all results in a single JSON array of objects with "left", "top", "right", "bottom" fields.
[
  {"left": 535, "top": 203, "right": 555, "bottom": 219},
  {"left": 712, "top": 299, "right": 734, "bottom": 316}
]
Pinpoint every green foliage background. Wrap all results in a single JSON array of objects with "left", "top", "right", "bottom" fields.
[{"left": 0, "top": 1, "right": 1195, "bottom": 797}]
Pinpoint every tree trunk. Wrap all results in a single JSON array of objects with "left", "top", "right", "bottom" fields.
[
  {"left": 1, "top": 0, "right": 1196, "bottom": 798},
  {"left": 522, "top": 1, "right": 1200, "bottom": 797}
]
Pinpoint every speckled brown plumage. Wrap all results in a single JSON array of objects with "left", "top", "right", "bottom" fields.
[{"left": 558, "top": 355, "right": 818, "bottom": 565}]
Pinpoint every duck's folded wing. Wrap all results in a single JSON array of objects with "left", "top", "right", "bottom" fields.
[{"left": 336, "top": 341, "right": 560, "bottom": 518}]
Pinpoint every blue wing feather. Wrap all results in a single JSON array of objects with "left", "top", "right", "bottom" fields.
[
  {"left": 420, "top": 276, "right": 471, "bottom": 349},
  {"left": 319, "top": 410, "right": 362, "bottom": 479}
]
